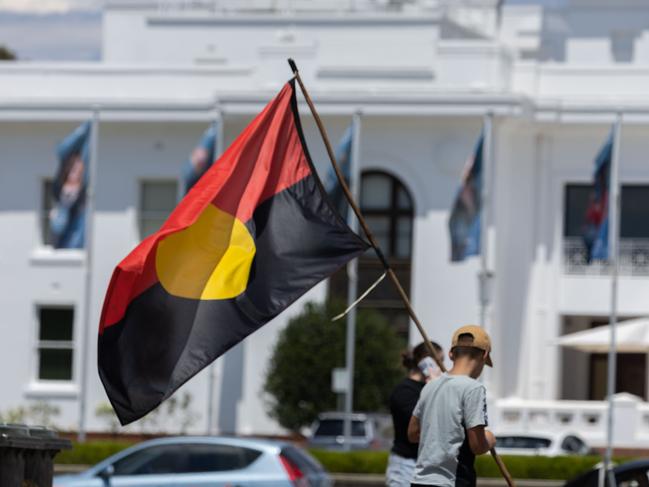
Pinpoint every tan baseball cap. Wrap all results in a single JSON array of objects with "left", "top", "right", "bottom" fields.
[{"left": 451, "top": 325, "right": 493, "bottom": 367}]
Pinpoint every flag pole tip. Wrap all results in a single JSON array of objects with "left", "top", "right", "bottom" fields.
[{"left": 288, "top": 58, "right": 298, "bottom": 74}]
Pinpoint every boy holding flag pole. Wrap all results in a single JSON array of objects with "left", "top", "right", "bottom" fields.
[{"left": 286, "top": 58, "right": 515, "bottom": 487}]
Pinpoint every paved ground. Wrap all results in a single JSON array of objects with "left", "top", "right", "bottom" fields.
[
  {"left": 53, "top": 466, "right": 565, "bottom": 487},
  {"left": 331, "top": 474, "right": 564, "bottom": 487}
]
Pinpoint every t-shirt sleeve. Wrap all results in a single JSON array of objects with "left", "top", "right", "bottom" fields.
[
  {"left": 463, "top": 385, "right": 488, "bottom": 429},
  {"left": 412, "top": 395, "right": 424, "bottom": 419}
]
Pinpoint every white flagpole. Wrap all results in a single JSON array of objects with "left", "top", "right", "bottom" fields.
[
  {"left": 343, "top": 111, "right": 362, "bottom": 451},
  {"left": 603, "top": 114, "right": 622, "bottom": 487},
  {"left": 206, "top": 103, "right": 224, "bottom": 436},
  {"left": 77, "top": 107, "right": 100, "bottom": 442},
  {"left": 479, "top": 113, "right": 494, "bottom": 343}
]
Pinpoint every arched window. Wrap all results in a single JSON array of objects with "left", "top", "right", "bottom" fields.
[
  {"left": 360, "top": 171, "right": 413, "bottom": 259},
  {"left": 329, "top": 171, "right": 414, "bottom": 339}
]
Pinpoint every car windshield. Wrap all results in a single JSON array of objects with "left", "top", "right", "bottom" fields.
[
  {"left": 496, "top": 436, "right": 552, "bottom": 449},
  {"left": 313, "top": 419, "right": 366, "bottom": 437}
]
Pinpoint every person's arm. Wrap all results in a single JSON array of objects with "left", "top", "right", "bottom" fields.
[
  {"left": 463, "top": 385, "right": 494, "bottom": 455},
  {"left": 466, "top": 425, "right": 496, "bottom": 455},
  {"left": 407, "top": 415, "right": 421, "bottom": 443}
]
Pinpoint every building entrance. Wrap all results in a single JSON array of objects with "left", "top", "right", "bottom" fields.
[{"left": 561, "top": 316, "right": 648, "bottom": 401}]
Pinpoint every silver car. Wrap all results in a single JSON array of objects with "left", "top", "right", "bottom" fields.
[
  {"left": 54, "top": 436, "right": 331, "bottom": 487},
  {"left": 307, "top": 412, "right": 392, "bottom": 451}
]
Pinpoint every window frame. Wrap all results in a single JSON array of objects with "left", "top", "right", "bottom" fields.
[
  {"left": 563, "top": 182, "right": 649, "bottom": 239},
  {"left": 138, "top": 179, "right": 179, "bottom": 241},
  {"left": 41, "top": 178, "right": 55, "bottom": 247},
  {"left": 33, "top": 304, "right": 76, "bottom": 385},
  {"left": 328, "top": 169, "right": 415, "bottom": 340},
  {"left": 360, "top": 170, "right": 414, "bottom": 260}
]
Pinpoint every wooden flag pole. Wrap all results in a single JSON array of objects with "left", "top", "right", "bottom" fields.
[{"left": 287, "top": 58, "right": 516, "bottom": 487}]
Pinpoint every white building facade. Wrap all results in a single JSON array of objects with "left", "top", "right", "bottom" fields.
[{"left": 3, "top": 0, "right": 649, "bottom": 447}]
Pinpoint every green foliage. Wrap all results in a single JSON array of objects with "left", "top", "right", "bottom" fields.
[
  {"left": 264, "top": 301, "right": 403, "bottom": 432},
  {"left": 95, "top": 402, "right": 120, "bottom": 434},
  {"left": 55, "top": 441, "right": 134, "bottom": 465},
  {"left": 28, "top": 401, "right": 61, "bottom": 428},
  {"left": 474, "top": 455, "right": 603, "bottom": 479},
  {"left": 54, "top": 441, "right": 635, "bottom": 481},
  {"left": 0, "top": 45, "right": 16, "bottom": 60},
  {"left": 309, "top": 449, "right": 634, "bottom": 481},
  {"left": 310, "top": 449, "right": 389, "bottom": 474},
  {"left": 0, "top": 406, "right": 27, "bottom": 424},
  {"left": 118, "top": 391, "right": 199, "bottom": 434},
  {"left": 0, "top": 401, "right": 60, "bottom": 428}
]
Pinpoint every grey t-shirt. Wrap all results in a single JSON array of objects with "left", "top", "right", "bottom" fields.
[{"left": 411, "top": 373, "right": 488, "bottom": 486}]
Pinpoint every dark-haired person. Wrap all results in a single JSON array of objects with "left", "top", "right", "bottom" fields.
[
  {"left": 407, "top": 325, "right": 495, "bottom": 487},
  {"left": 385, "top": 341, "right": 444, "bottom": 487}
]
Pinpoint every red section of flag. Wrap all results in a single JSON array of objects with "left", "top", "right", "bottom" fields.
[{"left": 99, "top": 82, "right": 311, "bottom": 333}]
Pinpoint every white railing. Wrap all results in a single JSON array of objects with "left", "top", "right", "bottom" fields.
[
  {"left": 151, "top": 0, "right": 421, "bottom": 14},
  {"left": 563, "top": 237, "right": 649, "bottom": 276},
  {"left": 494, "top": 394, "right": 649, "bottom": 448}
]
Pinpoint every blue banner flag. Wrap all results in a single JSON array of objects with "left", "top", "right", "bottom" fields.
[
  {"left": 584, "top": 130, "right": 613, "bottom": 262},
  {"left": 449, "top": 132, "right": 484, "bottom": 262},
  {"left": 183, "top": 123, "right": 217, "bottom": 194},
  {"left": 49, "top": 121, "right": 91, "bottom": 249},
  {"left": 324, "top": 121, "right": 354, "bottom": 218}
]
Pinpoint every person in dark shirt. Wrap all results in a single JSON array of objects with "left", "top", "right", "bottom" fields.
[{"left": 386, "top": 340, "right": 444, "bottom": 487}]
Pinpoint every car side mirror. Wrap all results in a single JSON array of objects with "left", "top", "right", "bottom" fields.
[{"left": 97, "top": 464, "right": 115, "bottom": 480}]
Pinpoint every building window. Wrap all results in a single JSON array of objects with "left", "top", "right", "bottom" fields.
[
  {"left": 139, "top": 181, "right": 178, "bottom": 240},
  {"left": 611, "top": 30, "right": 634, "bottom": 63},
  {"left": 360, "top": 171, "right": 414, "bottom": 259},
  {"left": 41, "top": 179, "right": 55, "bottom": 246},
  {"left": 329, "top": 171, "right": 414, "bottom": 339},
  {"left": 563, "top": 184, "right": 649, "bottom": 275},
  {"left": 37, "top": 307, "right": 74, "bottom": 381}
]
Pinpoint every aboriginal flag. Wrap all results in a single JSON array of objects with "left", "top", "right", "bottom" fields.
[{"left": 98, "top": 80, "right": 369, "bottom": 425}]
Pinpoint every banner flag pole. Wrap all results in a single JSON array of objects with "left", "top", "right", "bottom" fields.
[
  {"left": 77, "top": 107, "right": 99, "bottom": 443},
  {"left": 602, "top": 113, "right": 622, "bottom": 487},
  {"left": 343, "top": 110, "right": 362, "bottom": 451},
  {"left": 479, "top": 112, "right": 495, "bottom": 391},
  {"left": 206, "top": 101, "right": 224, "bottom": 436},
  {"left": 287, "top": 58, "right": 516, "bottom": 487}
]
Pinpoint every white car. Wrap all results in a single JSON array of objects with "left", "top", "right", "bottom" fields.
[
  {"left": 494, "top": 431, "right": 590, "bottom": 456},
  {"left": 54, "top": 436, "right": 331, "bottom": 487}
]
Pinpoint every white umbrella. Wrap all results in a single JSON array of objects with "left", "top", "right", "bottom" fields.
[{"left": 557, "top": 317, "right": 649, "bottom": 353}]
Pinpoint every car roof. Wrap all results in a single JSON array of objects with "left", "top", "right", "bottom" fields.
[
  {"left": 615, "top": 458, "right": 649, "bottom": 473},
  {"left": 565, "top": 459, "right": 649, "bottom": 485},
  {"left": 317, "top": 412, "right": 369, "bottom": 421},
  {"left": 119, "top": 436, "right": 290, "bottom": 454},
  {"left": 494, "top": 431, "right": 582, "bottom": 440}
]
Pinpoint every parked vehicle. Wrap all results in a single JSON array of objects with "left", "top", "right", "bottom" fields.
[
  {"left": 564, "top": 459, "right": 649, "bottom": 487},
  {"left": 307, "top": 412, "right": 393, "bottom": 451},
  {"left": 54, "top": 436, "right": 331, "bottom": 487},
  {"left": 494, "top": 431, "right": 590, "bottom": 456}
]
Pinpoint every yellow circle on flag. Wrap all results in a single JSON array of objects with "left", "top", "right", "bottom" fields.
[{"left": 155, "top": 205, "right": 256, "bottom": 300}]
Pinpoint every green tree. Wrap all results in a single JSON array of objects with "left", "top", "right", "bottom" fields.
[
  {"left": 0, "top": 45, "right": 16, "bottom": 60},
  {"left": 264, "top": 301, "right": 403, "bottom": 432}
]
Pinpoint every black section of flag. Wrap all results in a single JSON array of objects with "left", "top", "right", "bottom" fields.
[{"left": 99, "top": 174, "right": 368, "bottom": 424}]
